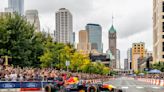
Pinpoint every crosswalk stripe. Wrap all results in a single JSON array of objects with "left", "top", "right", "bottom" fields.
[
  {"left": 121, "top": 86, "right": 129, "bottom": 89},
  {"left": 136, "top": 86, "right": 144, "bottom": 89},
  {"left": 152, "top": 86, "right": 160, "bottom": 89}
]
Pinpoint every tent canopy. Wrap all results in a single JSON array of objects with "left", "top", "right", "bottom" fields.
[{"left": 148, "top": 69, "right": 161, "bottom": 74}]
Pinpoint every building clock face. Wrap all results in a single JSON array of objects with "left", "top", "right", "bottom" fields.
[{"left": 110, "top": 34, "right": 115, "bottom": 38}]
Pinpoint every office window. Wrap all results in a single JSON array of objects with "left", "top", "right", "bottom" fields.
[
  {"left": 163, "top": 22, "right": 164, "bottom": 31},
  {"left": 163, "top": 2, "right": 164, "bottom": 12},
  {"left": 163, "top": 42, "right": 164, "bottom": 51}
]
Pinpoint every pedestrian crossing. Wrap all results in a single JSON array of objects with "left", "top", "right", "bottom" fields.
[
  {"left": 104, "top": 77, "right": 164, "bottom": 92},
  {"left": 120, "top": 86, "right": 161, "bottom": 89}
]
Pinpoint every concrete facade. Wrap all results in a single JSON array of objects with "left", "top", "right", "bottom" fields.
[
  {"left": 127, "top": 48, "right": 132, "bottom": 70},
  {"left": 153, "top": 0, "right": 164, "bottom": 63},
  {"left": 109, "top": 25, "right": 117, "bottom": 69},
  {"left": 124, "top": 59, "right": 128, "bottom": 70},
  {"left": 132, "top": 42, "right": 146, "bottom": 71},
  {"left": 77, "top": 30, "right": 91, "bottom": 54},
  {"left": 25, "top": 10, "right": 40, "bottom": 32},
  {"left": 56, "top": 8, "right": 73, "bottom": 44},
  {"left": 116, "top": 49, "right": 121, "bottom": 69}
]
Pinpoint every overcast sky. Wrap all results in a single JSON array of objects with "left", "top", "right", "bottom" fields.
[{"left": 0, "top": 0, "right": 153, "bottom": 69}]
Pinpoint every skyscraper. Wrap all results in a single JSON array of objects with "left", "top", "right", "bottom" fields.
[
  {"left": 132, "top": 42, "right": 146, "bottom": 71},
  {"left": 56, "top": 8, "right": 73, "bottom": 44},
  {"left": 7, "top": 0, "right": 24, "bottom": 15},
  {"left": 77, "top": 30, "right": 91, "bottom": 54},
  {"left": 124, "top": 59, "right": 128, "bottom": 70},
  {"left": 25, "top": 10, "right": 40, "bottom": 32},
  {"left": 108, "top": 24, "right": 117, "bottom": 69},
  {"left": 72, "top": 32, "right": 76, "bottom": 47},
  {"left": 127, "top": 48, "right": 132, "bottom": 70},
  {"left": 86, "top": 23, "right": 103, "bottom": 53},
  {"left": 116, "top": 49, "right": 121, "bottom": 69},
  {"left": 153, "top": 0, "right": 164, "bottom": 63}
]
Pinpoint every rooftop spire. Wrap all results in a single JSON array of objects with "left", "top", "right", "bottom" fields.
[
  {"left": 109, "top": 15, "right": 116, "bottom": 33},
  {"left": 112, "top": 15, "right": 114, "bottom": 25}
]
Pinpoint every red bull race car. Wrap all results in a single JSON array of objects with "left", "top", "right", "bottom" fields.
[{"left": 44, "top": 77, "right": 122, "bottom": 92}]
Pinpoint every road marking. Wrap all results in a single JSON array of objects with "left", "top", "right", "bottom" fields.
[
  {"left": 152, "top": 86, "right": 160, "bottom": 89},
  {"left": 121, "top": 86, "right": 129, "bottom": 89},
  {"left": 136, "top": 86, "right": 144, "bottom": 89}
]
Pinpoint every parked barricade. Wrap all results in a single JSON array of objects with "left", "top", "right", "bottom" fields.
[
  {"left": 0, "top": 81, "right": 54, "bottom": 92},
  {"left": 160, "top": 80, "right": 164, "bottom": 86},
  {"left": 137, "top": 78, "right": 164, "bottom": 87}
]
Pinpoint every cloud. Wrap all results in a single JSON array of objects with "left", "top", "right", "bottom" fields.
[
  {"left": 115, "top": 0, "right": 153, "bottom": 38},
  {"left": 117, "top": 9, "right": 152, "bottom": 38},
  {"left": 25, "top": 0, "right": 95, "bottom": 15}
]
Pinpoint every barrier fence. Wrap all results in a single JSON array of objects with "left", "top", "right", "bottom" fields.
[
  {"left": 0, "top": 81, "right": 54, "bottom": 89},
  {"left": 0, "top": 78, "right": 115, "bottom": 91},
  {"left": 137, "top": 78, "right": 164, "bottom": 87},
  {"left": 0, "top": 81, "right": 54, "bottom": 92}
]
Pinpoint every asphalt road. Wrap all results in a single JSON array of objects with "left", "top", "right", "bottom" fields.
[{"left": 104, "top": 77, "right": 164, "bottom": 92}]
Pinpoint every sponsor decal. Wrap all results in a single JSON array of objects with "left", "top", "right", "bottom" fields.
[
  {"left": 26, "top": 83, "right": 37, "bottom": 88},
  {"left": 2, "top": 83, "right": 15, "bottom": 88}
]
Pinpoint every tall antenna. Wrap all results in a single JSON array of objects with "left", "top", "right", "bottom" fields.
[{"left": 112, "top": 14, "right": 114, "bottom": 25}]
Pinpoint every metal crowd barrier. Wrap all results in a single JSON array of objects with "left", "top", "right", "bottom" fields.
[
  {"left": 0, "top": 81, "right": 54, "bottom": 92},
  {"left": 0, "top": 81, "right": 54, "bottom": 89}
]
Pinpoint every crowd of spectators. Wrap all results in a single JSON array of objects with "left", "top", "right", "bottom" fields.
[
  {"left": 138, "top": 73, "right": 164, "bottom": 79},
  {"left": 0, "top": 66, "right": 110, "bottom": 82}
]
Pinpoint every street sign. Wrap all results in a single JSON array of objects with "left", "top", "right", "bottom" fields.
[{"left": 66, "top": 61, "right": 70, "bottom": 66}]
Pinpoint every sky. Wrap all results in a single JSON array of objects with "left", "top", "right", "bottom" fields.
[{"left": 0, "top": 0, "right": 153, "bottom": 69}]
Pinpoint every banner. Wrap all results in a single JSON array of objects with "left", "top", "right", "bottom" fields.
[
  {"left": 0, "top": 82, "right": 54, "bottom": 89},
  {"left": 21, "top": 82, "right": 42, "bottom": 88},
  {"left": 0, "top": 82, "right": 20, "bottom": 88}
]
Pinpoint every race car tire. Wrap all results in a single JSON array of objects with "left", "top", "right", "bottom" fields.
[
  {"left": 87, "top": 85, "right": 97, "bottom": 92},
  {"left": 45, "top": 84, "right": 53, "bottom": 92}
]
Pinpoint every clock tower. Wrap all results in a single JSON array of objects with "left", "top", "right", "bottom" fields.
[{"left": 108, "top": 24, "right": 117, "bottom": 69}]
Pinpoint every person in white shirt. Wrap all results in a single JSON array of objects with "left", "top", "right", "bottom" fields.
[
  {"left": 10, "top": 72, "right": 17, "bottom": 81},
  {"left": 5, "top": 74, "right": 9, "bottom": 81}
]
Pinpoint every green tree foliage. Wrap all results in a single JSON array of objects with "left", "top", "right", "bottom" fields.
[
  {"left": 81, "top": 62, "right": 110, "bottom": 75},
  {"left": 0, "top": 13, "right": 44, "bottom": 67},
  {"left": 151, "top": 62, "right": 164, "bottom": 72}
]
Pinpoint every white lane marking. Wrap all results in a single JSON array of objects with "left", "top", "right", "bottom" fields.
[
  {"left": 136, "top": 86, "right": 144, "bottom": 89},
  {"left": 121, "top": 86, "right": 129, "bottom": 89},
  {"left": 152, "top": 86, "right": 160, "bottom": 89}
]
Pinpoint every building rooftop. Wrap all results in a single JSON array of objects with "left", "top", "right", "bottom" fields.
[
  {"left": 109, "top": 25, "right": 116, "bottom": 33},
  {"left": 87, "top": 23, "right": 100, "bottom": 26}
]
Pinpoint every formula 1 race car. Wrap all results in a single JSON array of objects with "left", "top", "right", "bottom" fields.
[
  {"left": 44, "top": 77, "right": 122, "bottom": 92},
  {"left": 44, "top": 83, "right": 123, "bottom": 92}
]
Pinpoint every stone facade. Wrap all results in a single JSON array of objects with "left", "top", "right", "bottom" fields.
[{"left": 108, "top": 25, "right": 117, "bottom": 69}]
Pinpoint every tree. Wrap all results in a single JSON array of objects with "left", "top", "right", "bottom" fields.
[
  {"left": 151, "top": 62, "right": 164, "bottom": 72},
  {"left": 70, "top": 52, "right": 90, "bottom": 72},
  {"left": 0, "top": 13, "right": 49, "bottom": 67}
]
